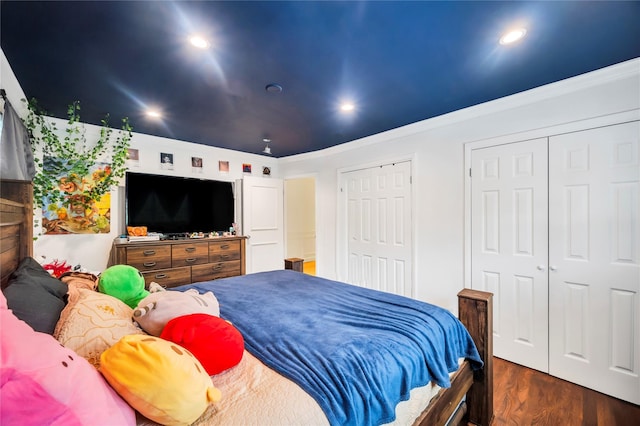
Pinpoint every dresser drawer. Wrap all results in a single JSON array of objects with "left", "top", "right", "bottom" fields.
[
  {"left": 126, "top": 245, "right": 171, "bottom": 271},
  {"left": 142, "top": 266, "right": 191, "bottom": 289},
  {"left": 172, "top": 242, "right": 209, "bottom": 267},
  {"left": 209, "top": 240, "right": 241, "bottom": 262},
  {"left": 192, "top": 261, "right": 241, "bottom": 282}
]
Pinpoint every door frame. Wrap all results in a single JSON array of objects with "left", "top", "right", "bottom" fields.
[
  {"left": 336, "top": 154, "right": 416, "bottom": 293},
  {"left": 283, "top": 173, "right": 317, "bottom": 272},
  {"left": 463, "top": 109, "right": 639, "bottom": 289}
]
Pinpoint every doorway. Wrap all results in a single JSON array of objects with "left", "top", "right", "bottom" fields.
[{"left": 284, "top": 176, "right": 316, "bottom": 275}]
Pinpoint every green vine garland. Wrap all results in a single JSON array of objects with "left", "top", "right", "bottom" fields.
[{"left": 23, "top": 99, "right": 132, "bottom": 231}]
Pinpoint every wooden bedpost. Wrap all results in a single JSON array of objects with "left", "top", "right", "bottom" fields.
[{"left": 458, "top": 288, "right": 493, "bottom": 426}]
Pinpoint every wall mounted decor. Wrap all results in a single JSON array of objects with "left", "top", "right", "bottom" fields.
[{"left": 160, "top": 152, "right": 174, "bottom": 170}]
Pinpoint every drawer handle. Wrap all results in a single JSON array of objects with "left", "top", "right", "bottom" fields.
[
  {"left": 143, "top": 250, "right": 156, "bottom": 256},
  {"left": 220, "top": 254, "right": 230, "bottom": 260},
  {"left": 155, "top": 273, "right": 168, "bottom": 279},
  {"left": 213, "top": 264, "right": 223, "bottom": 271},
  {"left": 220, "top": 244, "right": 230, "bottom": 250},
  {"left": 143, "top": 262, "right": 157, "bottom": 267},
  {"left": 185, "top": 247, "right": 196, "bottom": 253},
  {"left": 185, "top": 258, "right": 197, "bottom": 263}
]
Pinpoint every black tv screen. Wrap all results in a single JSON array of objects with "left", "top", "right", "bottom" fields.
[{"left": 125, "top": 172, "right": 235, "bottom": 235}]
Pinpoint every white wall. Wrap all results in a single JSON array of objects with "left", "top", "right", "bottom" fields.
[
  {"left": 279, "top": 58, "right": 640, "bottom": 313},
  {"left": 31, "top": 128, "right": 278, "bottom": 272}
]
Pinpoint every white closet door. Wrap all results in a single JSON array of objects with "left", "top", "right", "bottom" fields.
[
  {"left": 471, "top": 138, "right": 549, "bottom": 372},
  {"left": 345, "top": 161, "right": 413, "bottom": 297},
  {"left": 549, "top": 121, "right": 640, "bottom": 404}
]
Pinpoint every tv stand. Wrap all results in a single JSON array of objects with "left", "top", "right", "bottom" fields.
[{"left": 109, "top": 236, "right": 246, "bottom": 288}]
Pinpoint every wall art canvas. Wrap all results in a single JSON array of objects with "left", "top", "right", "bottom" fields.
[
  {"left": 40, "top": 157, "right": 112, "bottom": 234},
  {"left": 242, "top": 163, "right": 252, "bottom": 173},
  {"left": 219, "top": 161, "right": 229, "bottom": 173}
]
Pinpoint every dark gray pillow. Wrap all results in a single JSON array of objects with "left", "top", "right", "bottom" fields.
[{"left": 3, "top": 257, "right": 68, "bottom": 334}]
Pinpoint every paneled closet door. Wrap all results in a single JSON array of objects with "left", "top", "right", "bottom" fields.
[
  {"left": 548, "top": 121, "right": 640, "bottom": 405},
  {"left": 345, "top": 161, "right": 413, "bottom": 297},
  {"left": 471, "top": 138, "right": 549, "bottom": 372}
]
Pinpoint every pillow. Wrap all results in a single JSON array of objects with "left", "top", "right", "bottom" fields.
[
  {"left": 1, "top": 368, "right": 83, "bottom": 426},
  {"left": 100, "top": 334, "right": 221, "bottom": 426},
  {"left": 54, "top": 288, "right": 146, "bottom": 368},
  {"left": 3, "top": 256, "right": 68, "bottom": 334},
  {"left": 133, "top": 285, "right": 220, "bottom": 336},
  {"left": 0, "top": 291, "right": 136, "bottom": 425},
  {"left": 60, "top": 271, "right": 99, "bottom": 292},
  {"left": 161, "top": 313, "right": 244, "bottom": 375}
]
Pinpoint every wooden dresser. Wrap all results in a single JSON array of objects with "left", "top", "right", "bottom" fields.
[{"left": 109, "top": 236, "right": 246, "bottom": 288}]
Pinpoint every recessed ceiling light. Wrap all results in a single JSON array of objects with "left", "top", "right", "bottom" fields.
[
  {"left": 146, "top": 110, "right": 162, "bottom": 119},
  {"left": 499, "top": 28, "right": 527, "bottom": 45},
  {"left": 340, "top": 102, "right": 355, "bottom": 112},
  {"left": 189, "top": 35, "right": 210, "bottom": 49}
]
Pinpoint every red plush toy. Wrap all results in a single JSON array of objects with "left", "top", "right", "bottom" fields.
[{"left": 160, "top": 314, "right": 244, "bottom": 376}]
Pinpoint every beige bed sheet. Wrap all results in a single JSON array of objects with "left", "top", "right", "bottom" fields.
[{"left": 138, "top": 350, "right": 446, "bottom": 426}]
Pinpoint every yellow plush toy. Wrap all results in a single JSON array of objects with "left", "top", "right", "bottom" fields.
[{"left": 100, "top": 335, "right": 221, "bottom": 426}]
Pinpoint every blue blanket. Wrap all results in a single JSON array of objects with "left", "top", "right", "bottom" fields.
[{"left": 177, "top": 270, "right": 482, "bottom": 426}]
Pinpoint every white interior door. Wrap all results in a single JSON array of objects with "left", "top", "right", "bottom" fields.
[
  {"left": 548, "top": 121, "right": 640, "bottom": 404},
  {"left": 345, "top": 161, "right": 413, "bottom": 297},
  {"left": 241, "top": 176, "right": 284, "bottom": 273},
  {"left": 471, "top": 138, "right": 549, "bottom": 372}
]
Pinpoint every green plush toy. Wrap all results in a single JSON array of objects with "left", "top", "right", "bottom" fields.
[{"left": 98, "top": 265, "right": 149, "bottom": 309}]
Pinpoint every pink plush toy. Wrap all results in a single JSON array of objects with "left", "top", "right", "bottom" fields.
[
  {"left": 161, "top": 313, "right": 244, "bottom": 375},
  {"left": 0, "top": 291, "right": 135, "bottom": 426}
]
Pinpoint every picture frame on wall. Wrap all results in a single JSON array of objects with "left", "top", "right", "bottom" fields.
[
  {"left": 242, "top": 163, "right": 252, "bottom": 173},
  {"left": 160, "top": 152, "right": 174, "bottom": 170},
  {"left": 192, "top": 156, "right": 203, "bottom": 173},
  {"left": 126, "top": 148, "right": 139, "bottom": 167},
  {"left": 219, "top": 160, "right": 229, "bottom": 173}
]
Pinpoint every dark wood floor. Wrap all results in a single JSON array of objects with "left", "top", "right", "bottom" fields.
[{"left": 492, "top": 357, "right": 640, "bottom": 425}]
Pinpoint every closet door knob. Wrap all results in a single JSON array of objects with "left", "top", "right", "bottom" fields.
[
  {"left": 549, "top": 265, "right": 558, "bottom": 271},
  {"left": 537, "top": 265, "right": 546, "bottom": 271}
]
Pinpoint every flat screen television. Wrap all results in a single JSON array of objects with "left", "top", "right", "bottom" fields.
[{"left": 125, "top": 172, "right": 235, "bottom": 235}]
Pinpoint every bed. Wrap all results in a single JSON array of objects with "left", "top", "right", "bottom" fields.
[{"left": 0, "top": 178, "right": 493, "bottom": 426}]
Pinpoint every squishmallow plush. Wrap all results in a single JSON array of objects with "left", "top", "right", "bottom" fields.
[
  {"left": 100, "top": 334, "right": 221, "bottom": 426},
  {"left": 133, "top": 283, "right": 220, "bottom": 336},
  {"left": 161, "top": 313, "right": 244, "bottom": 375},
  {"left": 0, "top": 291, "right": 135, "bottom": 426},
  {"left": 98, "top": 264, "right": 149, "bottom": 309}
]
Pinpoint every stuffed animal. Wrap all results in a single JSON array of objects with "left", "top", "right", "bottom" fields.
[
  {"left": 161, "top": 313, "right": 244, "bottom": 375},
  {"left": 0, "top": 291, "right": 136, "bottom": 426},
  {"left": 98, "top": 265, "right": 149, "bottom": 309},
  {"left": 100, "top": 334, "right": 221, "bottom": 426},
  {"left": 133, "top": 283, "right": 220, "bottom": 336}
]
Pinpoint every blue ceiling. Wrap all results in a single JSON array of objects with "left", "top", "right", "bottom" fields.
[{"left": 2, "top": 1, "right": 639, "bottom": 157}]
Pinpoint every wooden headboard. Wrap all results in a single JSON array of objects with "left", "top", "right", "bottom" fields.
[{"left": 0, "top": 179, "right": 33, "bottom": 288}]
